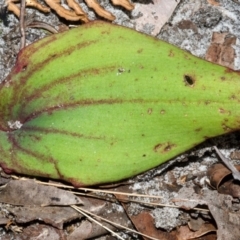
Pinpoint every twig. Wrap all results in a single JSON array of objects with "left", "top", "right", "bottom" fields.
[
  {"left": 14, "top": 178, "right": 210, "bottom": 212},
  {"left": 214, "top": 146, "right": 240, "bottom": 181},
  {"left": 71, "top": 205, "right": 124, "bottom": 240},
  {"left": 72, "top": 205, "right": 160, "bottom": 240},
  {"left": 20, "top": 0, "right": 26, "bottom": 49}
]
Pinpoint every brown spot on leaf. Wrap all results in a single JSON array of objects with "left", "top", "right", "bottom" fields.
[
  {"left": 154, "top": 144, "right": 163, "bottom": 152},
  {"left": 221, "top": 118, "right": 236, "bottom": 132},
  {"left": 195, "top": 128, "right": 202, "bottom": 132},
  {"left": 147, "top": 108, "right": 153, "bottom": 115},
  {"left": 154, "top": 142, "right": 176, "bottom": 154},
  {"left": 229, "top": 94, "right": 236, "bottom": 100},
  {"left": 168, "top": 50, "right": 175, "bottom": 57},
  {"left": 219, "top": 108, "right": 224, "bottom": 113},
  {"left": 160, "top": 110, "right": 165, "bottom": 114},
  {"left": 219, "top": 108, "right": 231, "bottom": 115}
]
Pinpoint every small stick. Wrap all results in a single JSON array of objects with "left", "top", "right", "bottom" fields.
[
  {"left": 20, "top": 0, "right": 26, "bottom": 49},
  {"left": 72, "top": 205, "right": 160, "bottom": 240},
  {"left": 71, "top": 205, "right": 124, "bottom": 240}
]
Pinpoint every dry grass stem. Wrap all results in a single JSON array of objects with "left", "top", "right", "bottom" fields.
[
  {"left": 72, "top": 205, "right": 160, "bottom": 240},
  {"left": 19, "top": 0, "right": 26, "bottom": 49},
  {"left": 71, "top": 205, "right": 125, "bottom": 240}
]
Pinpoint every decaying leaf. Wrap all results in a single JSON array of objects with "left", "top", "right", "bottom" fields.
[
  {"left": 174, "top": 187, "right": 240, "bottom": 240},
  {"left": 4, "top": 205, "right": 79, "bottom": 229},
  {"left": 207, "top": 163, "right": 240, "bottom": 197},
  {"left": 13, "top": 224, "right": 63, "bottom": 240},
  {"left": 128, "top": 211, "right": 174, "bottom": 240},
  {"left": 0, "top": 180, "right": 82, "bottom": 206},
  {"left": 1, "top": 21, "right": 240, "bottom": 186},
  {"left": 67, "top": 213, "right": 131, "bottom": 239},
  {"left": 178, "top": 224, "right": 216, "bottom": 240},
  {"left": 0, "top": 212, "right": 9, "bottom": 226}
]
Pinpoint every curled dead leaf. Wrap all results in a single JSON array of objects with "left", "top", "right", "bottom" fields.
[
  {"left": 207, "top": 163, "right": 240, "bottom": 197},
  {"left": 0, "top": 180, "right": 82, "bottom": 206}
]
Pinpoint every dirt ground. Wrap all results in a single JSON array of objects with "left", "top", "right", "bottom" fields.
[{"left": 0, "top": 0, "right": 240, "bottom": 239}]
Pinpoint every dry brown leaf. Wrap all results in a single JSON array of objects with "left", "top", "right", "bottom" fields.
[
  {"left": 188, "top": 217, "right": 205, "bottom": 232},
  {"left": 0, "top": 179, "right": 82, "bottom": 206},
  {"left": 15, "top": 224, "right": 63, "bottom": 240},
  {"left": 68, "top": 201, "right": 133, "bottom": 239},
  {"left": 5, "top": 205, "right": 79, "bottom": 229},
  {"left": 207, "top": 163, "right": 240, "bottom": 189},
  {"left": 207, "top": 163, "right": 240, "bottom": 197},
  {"left": 230, "top": 151, "right": 240, "bottom": 160},
  {"left": 174, "top": 187, "right": 240, "bottom": 240},
  {"left": 129, "top": 211, "right": 177, "bottom": 240},
  {"left": 178, "top": 224, "right": 216, "bottom": 240},
  {"left": 218, "top": 180, "right": 240, "bottom": 198},
  {"left": 67, "top": 220, "right": 115, "bottom": 240},
  {"left": 0, "top": 212, "right": 9, "bottom": 226}
]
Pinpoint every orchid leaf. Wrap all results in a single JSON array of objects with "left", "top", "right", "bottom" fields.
[{"left": 1, "top": 21, "right": 240, "bottom": 186}]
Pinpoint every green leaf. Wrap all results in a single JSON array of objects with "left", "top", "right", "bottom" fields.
[{"left": 0, "top": 21, "right": 240, "bottom": 186}]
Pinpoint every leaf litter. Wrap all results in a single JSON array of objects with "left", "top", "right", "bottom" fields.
[{"left": 1, "top": 0, "right": 240, "bottom": 239}]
